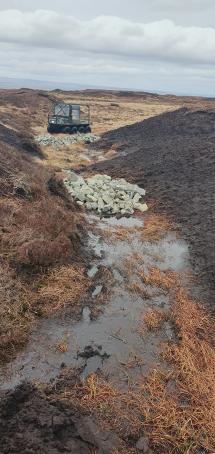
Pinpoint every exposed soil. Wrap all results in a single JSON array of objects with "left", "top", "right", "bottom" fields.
[
  {"left": 90, "top": 107, "right": 215, "bottom": 301},
  {"left": 0, "top": 376, "right": 122, "bottom": 454}
]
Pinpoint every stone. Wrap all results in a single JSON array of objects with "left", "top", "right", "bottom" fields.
[
  {"left": 86, "top": 194, "right": 97, "bottom": 202},
  {"left": 67, "top": 171, "right": 79, "bottom": 182},
  {"left": 75, "top": 192, "right": 86, "bottom": 202},
  {"left": 103, "top": 205, "right": 112, "bottom": 213},
  {"left": 87, "top": 265, "right": 99, "bottom": 278},
  {"left": 76, "top": 416, "right": 121, "bottom": 454},
  {"left": 36, "top": 133, "right": 100, "bottom": 147},
  {"left": 112, "top": 205, "right": 119, "bottom": 214},
  {"left": 136, "top": 187, "right": 146, "bottom": 196},
  {"left": 134, "top": 202, "right": 148, "bottom": 212},
  {"left": 85, "top": 202, "right": 98, "bottom": 210},
  {"left": 133, "top": 192, "right": 142, "bottom": 203},
  {"left": 102, "top": 194, "right": 113, "bottom": 205},
  {"left": 127, "top": 208, "right": 134, "bottom": 214},
  {"left": 72, "top": 181, "right": 86, "bottom": 189},
  {"left": 121, "top": 193, "right": 130, "bottom": 200},
  {"left": 136, "top": 436, "right": 150, "bottom": 452},
  {"left": 98, "top": 198, "right": 105, "bottom": 210},
  {"left": 64, "top": 172, "right": 148, "bottom": 217},
  {"left": 92, "top": 285, "right": 103, "bottom": 297}
]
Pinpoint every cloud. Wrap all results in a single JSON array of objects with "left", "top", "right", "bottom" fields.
[
  {"left": 151, "top": 0, "right": 213, "bottom": 9},
  {"left": 0, "top": 10, "right": 215, "bottom": 66},
  {"left": 0, "top": 8, "right": 215, "bottom": 96}
]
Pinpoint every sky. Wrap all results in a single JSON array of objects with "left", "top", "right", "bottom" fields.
[{"left": 0, "top": 0, "right": 215, "bottom": 96}]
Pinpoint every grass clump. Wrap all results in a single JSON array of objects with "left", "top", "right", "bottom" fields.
[
  {"left": 143, "top": 308, "right": 167, "bottom": 330},
  {"left": 139, "top": 213, "right": 174, "bottom": 242},
  {"left": 38, "top": 265, "right": 90, "bottom": 315},
  {"left": 0, "top": 264, "right": 34, "bottom": 362},
  {"left": 139, "top": 267, "right": 179, "bottom": 290}
]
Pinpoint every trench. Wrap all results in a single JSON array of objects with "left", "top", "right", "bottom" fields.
[{"left": 0, "top": 212, "right": 191, "bottom": 391}]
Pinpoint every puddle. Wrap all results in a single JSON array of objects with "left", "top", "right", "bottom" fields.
[
  {"left": 0, "top": 215, "right": 190, "bottom": 391},
  {"left": 98, "top": 216, "right": 144, "bottom": 228}
]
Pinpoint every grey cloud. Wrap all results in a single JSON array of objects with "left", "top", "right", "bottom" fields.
[
  {"left": 0, "top": 39, "right": 214, "bottom": 96},
  {"left": 151, "top": 0, "right": 213, "bottom": 9},
  {"left": 0, "top": 7, "right": 215, "bottom": 96},
  {"left": 0, "top": 10, "right": 215, "bottom": 66}
]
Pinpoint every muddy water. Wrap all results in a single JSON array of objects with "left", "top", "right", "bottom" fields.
[{"left": 0, "top": 215, "right": 190, "bottom": 390}]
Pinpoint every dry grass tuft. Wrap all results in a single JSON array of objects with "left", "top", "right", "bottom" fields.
[
  {"left": 0, "top": 264, "right": 35, "bottom": 362},
  {"left": 139, "top": 213, "right": 174, "bottom": 242},
  {"left": 122, "top": 254, "right": 143, "bottom": 279},
  {"left": 56, "top": 339, "right": 68, "bottom": 353},
  {"left": 139, "top": 267, "right": 180, "bottom": 290},
  {"left": 127, "top": 282, "right": 152, "bottom": 299},
  {"left": 97, "top": 225, "right": 132, "bottom": 244},
  {"left": 143, "top": 308, "right": 167, "bottom": 330},
  {"left": 38, "top": 265, "right": 90, "bottom": 315}
]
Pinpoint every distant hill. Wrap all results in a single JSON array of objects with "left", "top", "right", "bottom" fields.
[
  {"left": 0, "top": 77, "right": 100, "bottom": 91},
  {"left": 0, "top": 76, "right": 214, "bottom": 99}
]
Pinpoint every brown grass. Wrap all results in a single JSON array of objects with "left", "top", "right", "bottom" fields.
[
  {"left": 56, "top": 339, "right": 68, "bottom": 353},
  {"left": 0, "top": 139, "right": 84, "bottom": 270},
  {"left": 42, "top": 142, "right": 92, "bottom": 170},
  {"left": 0, "top": 116, "right": 87, "bottom": 361},
  {"left": 97, "top": 213, "right": 174, "bottom": 248},
  {"left": 122, "top": 254, "right": 144, "bottom": 278},
  {"left": 0, "top": 263, "right": 35, "bottom": 362},
  {"left": 96, "top": 225, "right": 132, "bottom": 244},
  {"left": 139, "top": 267, "right": 180, "bottom": 290},
  {"left": 127, "top": 282, "right": 152, "bottom": 299},
  {"left": 143, "top": 308, "right": 167, "bottom": 330},
  {"left": 139, "top": 213, "right": 174, "bottom": 242},
  {"left": 38, "top": 265, "right": 90, "bottom": 315},
  {"left": 51, "top": 90, "right": 180, "bottom": 136}
]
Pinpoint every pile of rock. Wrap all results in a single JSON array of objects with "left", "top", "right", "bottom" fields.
[
  {"left": 35, "top": 133, "right": 100, "bottom": 148},
  {"left": 64, "top": 172, "right": 148, "bottom": 216}
]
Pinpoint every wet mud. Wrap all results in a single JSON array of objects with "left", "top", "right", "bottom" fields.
[
  {"left": 0, "top": 380, "right": 122, "bottom": 454},
  {"left": 0, "top": 215, "right": 190, "bottom": 391}
]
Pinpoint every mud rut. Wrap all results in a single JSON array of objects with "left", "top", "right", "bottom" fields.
[{"left": 0, "top": 188, "right": 196, "bottom": 391}]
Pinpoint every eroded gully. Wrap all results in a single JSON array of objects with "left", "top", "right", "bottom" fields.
[{"left": 0, "top": 212, "right": 193, "bottom": 391}]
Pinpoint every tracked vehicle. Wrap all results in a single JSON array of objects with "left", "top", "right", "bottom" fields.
[{"left": 47, "top": 102, "right": 91, "bottom": 134}]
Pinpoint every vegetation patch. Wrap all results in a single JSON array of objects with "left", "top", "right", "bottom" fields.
[
  {"left": 0, "top": 118, "right": 87, "bottom": 362},
  {"left": 143, "top": 308, "right": 167, "bottom": 331},
  {"left": 0, "top": 264, "right": 34, "bottom": 362},
  {"left": 139, "top": 213, "right": 175, "bottom": 242},
  {"left": 139, "top": 267, "right": 180, "bottom": 290},
  {"left": 38, "top": 265, "right": 90, "bottom": 315}
]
